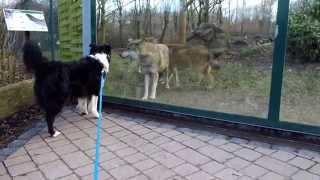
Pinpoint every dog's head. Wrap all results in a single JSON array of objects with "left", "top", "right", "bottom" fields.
[
  {"left": 119, "top": 39, "right": 143, "bottom": 60},
  {"left": 89, "top": 44, "right": 112, "bottom": 73}
]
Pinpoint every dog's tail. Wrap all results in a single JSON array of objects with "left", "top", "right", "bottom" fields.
[{"left": 23, "top": 41, "right": 47, "bottom": 73}]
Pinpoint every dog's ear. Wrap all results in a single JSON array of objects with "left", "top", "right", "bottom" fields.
[{"left": 89, "top": 43, "right": 95, "bottom": 48}]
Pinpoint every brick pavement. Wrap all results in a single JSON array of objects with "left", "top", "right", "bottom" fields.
[{"left": 1, "top": 108, "right": 320, "bottom": 180}]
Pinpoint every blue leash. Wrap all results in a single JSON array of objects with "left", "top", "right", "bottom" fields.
[{"left": 93, "top": 72, "right": 107, "bottom": 180}]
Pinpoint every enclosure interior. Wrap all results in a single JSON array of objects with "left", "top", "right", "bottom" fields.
[{"left": 0, "top": 0, "right": 319, "bottom": 135}]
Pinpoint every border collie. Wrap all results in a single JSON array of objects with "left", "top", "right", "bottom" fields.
[{"left": 23, "top": 41, "right": 111, "bottom": 137}]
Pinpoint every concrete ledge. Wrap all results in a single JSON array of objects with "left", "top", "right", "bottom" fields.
[{"left": 0, "top": 80, "right": 34, "bottom": 119}]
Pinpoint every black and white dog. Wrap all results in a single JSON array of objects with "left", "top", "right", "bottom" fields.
[{"left": 23, "top": 41, "right": 111, "bottom": 137}]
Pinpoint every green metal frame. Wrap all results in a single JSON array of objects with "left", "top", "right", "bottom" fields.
[{"left": 51, "top": 0, "right": 320, "bottom": 136}]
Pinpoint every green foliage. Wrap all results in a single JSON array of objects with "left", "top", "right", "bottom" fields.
[{"left": 288, "top": 0, "right": 320, "bottom": 62}]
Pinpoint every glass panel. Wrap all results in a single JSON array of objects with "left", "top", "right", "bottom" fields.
[
  {"left": 103, "top": 0, "right": 278, "bottom": 118},
  {"left": 280, "top": 0, "right": 320, "bottom": 126}
]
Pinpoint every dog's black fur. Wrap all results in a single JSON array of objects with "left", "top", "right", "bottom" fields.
[{"left": 23, "top": 40, "right": 111, "bottom": 136}]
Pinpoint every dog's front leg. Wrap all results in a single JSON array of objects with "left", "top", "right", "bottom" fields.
[
  {"left": 76, "top": 98, "right": 88, "bottom": 115},
  {"left": 88, "top": 95, "right": 99, "bottom": 118},
  {"left": 142, "top": 74, "right": 150, "bottom": 100},
  {"left": 150, "top": 72, "right": 159, "bottom": 99}
]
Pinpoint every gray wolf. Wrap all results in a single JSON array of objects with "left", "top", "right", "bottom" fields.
[
  {"left": 120, "top": 39, "right": 169, "bottom": 100},
  {"left": 23, "top": 41, "right": 111, "bottom": 137}
]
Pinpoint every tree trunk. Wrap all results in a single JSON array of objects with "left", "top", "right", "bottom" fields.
[
  {"left": 178, "top": 0, "right": 187, "bottom": 44},
  {"left": 159, "top": 10, "right": 169, "bottom": 43}
]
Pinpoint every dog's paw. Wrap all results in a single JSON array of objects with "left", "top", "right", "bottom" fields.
[
  {"left": 52, "top": 130, "right": 61, "bottom": 138},
  {"left": 76, "top": 106, "right": 88, "bottom": 115},
  {"left": 91, "top": 111, "right": 99, "bottom": 118},
  {"left": 142, "top": 96, "right": 148, "bottom": 100}
]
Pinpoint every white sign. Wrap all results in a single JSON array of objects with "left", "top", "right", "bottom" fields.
[{"left": 3, "top": 8, "right": 48, "bottom": 32}]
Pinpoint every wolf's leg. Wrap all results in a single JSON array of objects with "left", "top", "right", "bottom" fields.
[
  {"left": 165, "top": 68, "right": 170, "bottom": 89},
  {"left": 142, "top": 74, "right": 150, "bottom": 100},
  {"left": 174, "top": 67, "right": 180, "bottom": 87},
  {"left": 88, "top": 95, "right": 99, "bottom": 118},
  {"left": 150, "top": 72, "right": 159, "bottom": 99},
  {"left": 76, "top": 98, "right": 88, "bottom": 115}
]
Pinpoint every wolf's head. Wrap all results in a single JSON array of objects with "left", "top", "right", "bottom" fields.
[{"left": 119, "top": 39, "right": 144, "bottom": 61}]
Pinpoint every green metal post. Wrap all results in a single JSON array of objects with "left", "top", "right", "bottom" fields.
[
  {"left": 267, "top": 0, "right": 290, "bottom": 122},
  {"left": 91, "top": 0, "right": 96, "bottom": 44},
  {"left": 49, "top": 0, "right": 55, "bottom": 61}
]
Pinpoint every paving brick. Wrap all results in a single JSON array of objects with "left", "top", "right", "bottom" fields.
[
  {"left": 109, "top": 165, "right": 140, "bottom": 179},
  {"left": 0, "top": 163, "right": 7, "bottom": 175},
  {"left": 182, "top": 138, "right": 207, "bottom": 149},
  {"left": 175, "top": 148, "right": 210, "bottom": 165},
  {"left": 150, "top": 136, "right": 171, "bottom": 145},
  {"left": 61, "top": 151, "right": 92, "bottom": 169},
  {"left": 7, "top": 162, "right": 37, "bottom": 177},
  {"left": 73, "top": 137, "right": 95, "bottom": 151},
  {"left": 28, "top": 146, "right": 52, "bottom": 156},
  {"left": 259, "top": 172, "right": 285, "bottom": 180},
  {"left": 4, "top": 155, "right": 31, "bottom": 167},
  {"left": 64, "top": 131, "right": 88, "bottom": 140},
  {"left": 288, "top": 157, "right": 315, "bottom": 170},
  {"left": 208, "top": 137, "right": 228, "bottom": 146},
  {"left": 133, "top": 159, "right": 158, "bottom": 171},
  {"left": 39, "top": 160, "right": 72, "bottom": 179},
  {"left": 151, "top": 151, "right": 185, "bottom": 168},
  {"left": 32, "top": 152, "right": 59, "bottom": 165},
  {"left": 198, "top": 146, "right": 234, "bottom": 163},
  {"left": 100, "top": 157, "right": 127, "bottom": 171},
  {"left": 143, "top": 132, "right": 161, "bottom": 140},
  {"left": 238, "top": 176, "right": 254, "bottom": 180},
  {"left": 173, "top": 164, "right": 199, "bottom": 176},
  {"left": 106, "top": 142, "right": 128, "bottom": 151},
  {"left": 7, "top": 148, "right": 27, "bottom": 159},
  {"left": 48, "top": 139, "right": 71, "bottom": 149},
  {"left": 112, "top": 129, "right": 131, "bottom": 138},
  {"left": 13, "top": 171, "right": 45, "bottom": 180},
  {"left": 220, "top": 143, "right": 242, "bottom": 152},
  {"left": 292, "top": 170, "right": 320, "bottom": 180},
  {"left": 24, "top": 141, "right": 47, "bottom": 150},
  {"left": 115, "top": 147, "right": 137, "bottom": 157},
  {"left": 124, "top": 152, "right": 148, "bottom": 164},
  {"left": 0, "top": 174, "right": 11, "bottom": 180},
  {"left": 162, "top": 130, "right": 182, "bottom": 138},
  {"left": 186, "top": 171, "right": 213, "bottom": 180},
  {"left": 309, "top": 164, "right": 320, "bottom": 175},
  {"left": 129, "top": 174, "right": 149, "bottom": 180},
  {"left": 136, "top": 143, "right": 162, "bottom": 155},
  {"left": 200, "top": 161, "right": 225, "bottom": 175},
  {"left": 241, "top": 164, "right": 268, "bottom": 179},
  {"left": 81, "top": 170, "right": 112, "bottom": 180},
  {"left": 226, "top": 157, "right": 250, "bottom": 171},
  {"left": 160, "top": 141, "right": 186, "bottom": 153},
  {"left": 144, "top": 165, "right": 176, "bottom": 180},
  {"left": 234, "top": 148, "right": 262, "bottom": 161},
  {"left": 296, "top": 149, "right": 319, "bottom": 159},
  {"left": 271, "top": 151, "right": 296, "bottom": 162},
  {"left": 74, "top": 164, "right": 94, "bottom": 177},
  {"left": 59, "top": 174, "right": 80, "bottom": 180},
  {"left": 215, "top": 168, "right": 243, "bottom": 180},
  {"left": 171, "top": 134, "right": 193, "bottom": 142},
  {"left": 255, "top": 156, "right": 298, "bottom": 176},
  {"left": 255, "top": 147, "right": 276, "bottom": 155},
  {"left": 167, "top": 176, "right": 185, "bottom": 180},
  {"left": 53, "top": 143, "right": 79, "bottom": 155}
]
